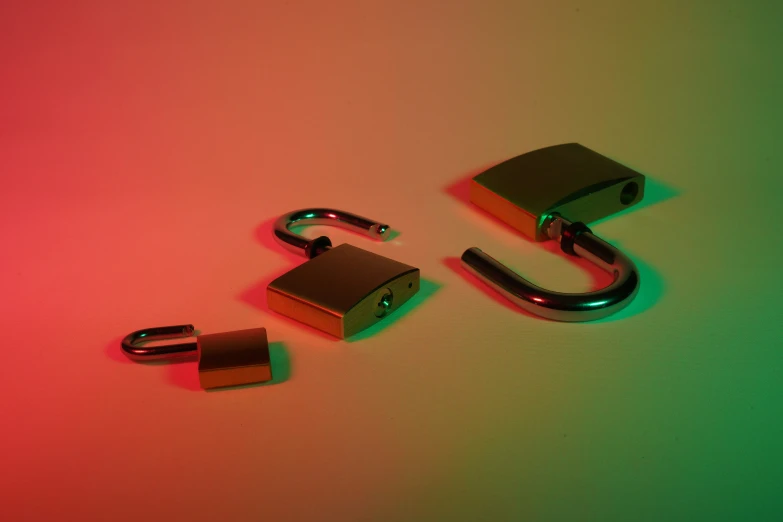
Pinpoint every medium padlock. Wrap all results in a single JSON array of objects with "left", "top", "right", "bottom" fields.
[
  {"left": 461, "top": 143, "right": 645, "bottom": 322},
  {"left": 121, "top": 324, "right": 272, "bottom": 389},
  {"left": 267, "top": 208, "right": 420, "bottom": 339}
]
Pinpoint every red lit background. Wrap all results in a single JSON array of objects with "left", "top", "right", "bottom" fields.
[{"left": 1, "top": 1, "right": 781, "bottom": 520}]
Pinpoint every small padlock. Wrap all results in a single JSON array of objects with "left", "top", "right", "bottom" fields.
[
  {"left": 121, "top": 324, "right": 272, "bottom": 389},
  {"left": 461, "top": 143, "right": 645, "bottom": 321},
  {"left": 267, "top": 208, "right": 420, "bottom": 339}
]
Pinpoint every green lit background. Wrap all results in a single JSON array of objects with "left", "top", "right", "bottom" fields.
[{"left": 0, "top": 1, "right": 780, "bottom": 520}]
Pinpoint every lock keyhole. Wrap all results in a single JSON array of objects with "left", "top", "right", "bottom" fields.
[{"left": 375, "top": 289, "right": 394, "bottom": 318}]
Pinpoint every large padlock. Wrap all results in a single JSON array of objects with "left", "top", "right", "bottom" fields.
[
  {"left": 267, "top": 208, "right": 420, "bottom": 339},
  {"left": 121, "top": 324, "right": 272, "bottom": 389},
  {"left": 461, "top": 143, "right": 646, "bottom": 322}
]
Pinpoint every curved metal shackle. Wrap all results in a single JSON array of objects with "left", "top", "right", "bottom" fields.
[
  {"left": 121, "top": 324, "right": 198, "bottom": 362},
  {"left": 461, "top": 216, "right": 640, "bottom": 322},
  {"left": 274, "top": 208, "right": 391, "bottom": 258}
]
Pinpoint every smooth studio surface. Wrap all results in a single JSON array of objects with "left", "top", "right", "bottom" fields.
[{"left": 1, "top": 1, "right": 781, "bottom": 521}]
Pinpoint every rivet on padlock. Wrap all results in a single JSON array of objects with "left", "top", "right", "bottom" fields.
[
  {"left": 121, "top": 325, "right": 272, "bottom": 389},
  {"left": 461, "top": 143, "right": 645, "bottom": 322},
  {"left": 267, "top": 208, "right": 420, "bottom": 339}
]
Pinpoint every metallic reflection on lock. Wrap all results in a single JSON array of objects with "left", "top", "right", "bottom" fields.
[
  {"left": 267, "top": 208, "right": 420, "bottom": 339},
  {"left": 461, "top": 143, "right": 645, "bottom": 322},
  {"left": 121, "top": 325, "right": 272, "bottom": 389}
]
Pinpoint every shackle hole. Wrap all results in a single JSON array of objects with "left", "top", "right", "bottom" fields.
[{"left": 620, "top": 182, "right": 639, "bottom": 205}]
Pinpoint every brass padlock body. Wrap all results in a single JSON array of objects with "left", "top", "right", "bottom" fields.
[
  {"left": 267, "top": 244, "right": 420, "bottom": 339},
  {"left": 470, "top": 143, "right": 646, "bottom": 241},
  {"left": 197, "top": 327, "right": 272, "bottom": 389}
]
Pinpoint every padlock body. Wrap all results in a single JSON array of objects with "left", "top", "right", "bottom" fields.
[
  {"left": 470, "top": 143, "right": 645, "bottom": 241},
  {"left": 197, "top": 328, "right": 272, "bottom": 389},
  {"left": 267, "top": 244, "right": 420, "bottom": 339}
]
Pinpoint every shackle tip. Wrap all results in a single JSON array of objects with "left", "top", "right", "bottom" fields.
[{"left": 371, "top": 223, "right": 391, "bottom": 240}]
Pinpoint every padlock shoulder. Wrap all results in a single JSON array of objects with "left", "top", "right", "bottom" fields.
[
  {"left": 267, "top": 244, "right": 420, "bottom": 338},
  {"left": 471, "top": 143, "right": 645, "bottom": 240}
]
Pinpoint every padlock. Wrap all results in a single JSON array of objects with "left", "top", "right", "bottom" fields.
[
  {"left": 121, "top": 324, "right": 272, "bottom": 389},
  {"left": 267, "top": 208, "right": 420, "bottom": 339},
  {"left": 461, "top": 143, "right": 645, "bottom": 322}
]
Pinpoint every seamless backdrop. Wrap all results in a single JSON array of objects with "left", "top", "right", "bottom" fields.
[{"left": 1, "top": 1, "right": 781, "bottom": 521}]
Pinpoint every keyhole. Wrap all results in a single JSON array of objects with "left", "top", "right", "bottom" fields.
[{"left": 375, "top": 289, "right": 394, "bottom": 318}]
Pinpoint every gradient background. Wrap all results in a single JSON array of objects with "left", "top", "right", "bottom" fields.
[{"left": 1, "top": 1, "right": 781, "bottom": 521}]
